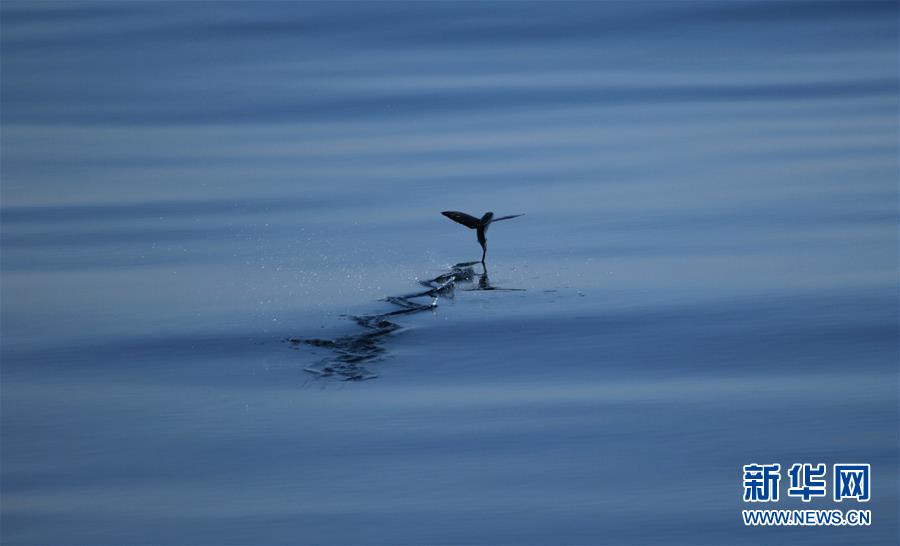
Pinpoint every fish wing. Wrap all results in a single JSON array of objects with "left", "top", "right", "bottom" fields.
[
  {"left": 491, "top": 214, "right": 524, "bottom": 222},
  {"left": 441, "top": 211, "right": 480, "bottom": 229}
]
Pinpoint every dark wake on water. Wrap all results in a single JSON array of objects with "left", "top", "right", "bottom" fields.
[{"left": 288, "top": 261, "right": 522, "bottom": 380}]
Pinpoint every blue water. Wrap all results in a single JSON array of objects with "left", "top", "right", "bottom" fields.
[{"left": 1, "top": 2, "right": 898, "bottom": 544}]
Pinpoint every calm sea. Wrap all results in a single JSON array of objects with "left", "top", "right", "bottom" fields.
[{"left": 2, "top": 2, "right": 898, "bottom": 544}]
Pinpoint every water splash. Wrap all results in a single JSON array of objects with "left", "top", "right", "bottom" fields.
[{"left": 287, "top": 261, "right": 521, "bottom": 380}]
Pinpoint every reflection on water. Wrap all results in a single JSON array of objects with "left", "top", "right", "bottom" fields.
[{"left": 1, "top": 1, "right": 898, "bottom": 545}]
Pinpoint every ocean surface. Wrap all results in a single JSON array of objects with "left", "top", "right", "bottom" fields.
[{"left": 1, "top": 2, "right": 898, "bottom": 544}]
